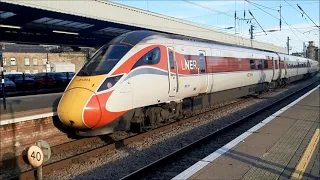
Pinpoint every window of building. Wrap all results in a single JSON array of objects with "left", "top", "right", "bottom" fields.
[
  {"left": 131, "top": 47, "right": 161, "bottom": 69},
  {"left": 264, "top": 60, "right": 268, "bottom": 69},
  {"left": 250, "top": 60, "right": 255, "bottom": 69},
  {"left": 199, "top": 53, "right": 205, "bottom": 72},
  {"left": 33, "top": 58, "right": 38, "bottom": 65},
  {"left": 33, "top": 70, "right": 38, "bottom": 74},
  {"left": 2, "top": 57, "right": 6, "bottom": 66},
  {"left": 169, "top": 51, "right": 175, "bottom": 69},
  {"left": 10, "top": 58, "right": 16, "bottom": 65},
  {"left": 25, "top": 70, "right": 30, "bottom": 73},
  {"left": 25, "top": 58, "right": 30, "bottom": 65}
]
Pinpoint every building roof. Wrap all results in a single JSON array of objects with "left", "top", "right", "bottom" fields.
[{"left": 1, "top": 44, "right": 49, "bottom": 53}]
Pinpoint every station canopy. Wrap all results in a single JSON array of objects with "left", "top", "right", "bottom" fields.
[{"left": 0, "top": 0, "right": 286, "bottom": 53}]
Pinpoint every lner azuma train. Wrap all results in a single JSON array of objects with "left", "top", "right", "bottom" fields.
[{"left": 57, "top": 30, "right": 319, "bottom": 136}]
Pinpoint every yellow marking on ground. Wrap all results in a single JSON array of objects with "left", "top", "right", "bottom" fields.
[{"left": 291, "top": 128, "right": 320, "bottom": 179}]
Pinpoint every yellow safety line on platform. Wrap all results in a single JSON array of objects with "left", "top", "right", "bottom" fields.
[{"left": 291, "top": 128, "right": 319, "bottom": 179}]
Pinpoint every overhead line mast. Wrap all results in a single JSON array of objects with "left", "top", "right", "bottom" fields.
[{"left": 279, "top": 3, "right": 282, "bottom": 31}]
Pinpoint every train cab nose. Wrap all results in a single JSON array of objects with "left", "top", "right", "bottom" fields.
[{"left": 57, "top": 88, "right": 102, "bottom": 129}]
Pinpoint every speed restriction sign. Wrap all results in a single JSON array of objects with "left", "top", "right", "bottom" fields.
[{"left": 27, "top": 145, "right": 44, "bottom": 167}]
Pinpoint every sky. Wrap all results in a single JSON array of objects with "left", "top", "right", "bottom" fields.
[{"left": 112, "top": 0, "right": 319, "bottom": 53}]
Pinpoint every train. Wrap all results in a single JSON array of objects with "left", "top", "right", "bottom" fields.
[{"left": 57, "top": 30, "right": 319, "bottom": 136}]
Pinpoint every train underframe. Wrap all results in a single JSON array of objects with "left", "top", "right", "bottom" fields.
[{"left": 75, "top": 72, "right": 318, "bottom": 137}]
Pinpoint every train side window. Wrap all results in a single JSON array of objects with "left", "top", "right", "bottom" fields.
[
  {"left": 250, "top": 60, "right": 255, "bottom": 69},
  {"left": 264, "top": 60, "right": 268, "bottom": 69},
  {"left": 257, "top": 60, "right": 262, "bottom": 70},
  {"left": 132, "top": 47, "right": 161, "bottom": 69},
  {"left": 199, "top": 53, "right": 205, "bottom": 72},
  {"left": 169, "top": 51, "right": 175, "bottom": 69},
  {"left": 271, "top": 57, "right": 274, "bottom": 68}
]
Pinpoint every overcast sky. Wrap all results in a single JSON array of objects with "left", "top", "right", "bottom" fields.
[{"left": 113, "top": 0, "right": 319, "bottom": 53}]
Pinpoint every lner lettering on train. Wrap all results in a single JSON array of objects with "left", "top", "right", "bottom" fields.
[{"left": 181, "top": 59, "right": 198, "bottom": 71}]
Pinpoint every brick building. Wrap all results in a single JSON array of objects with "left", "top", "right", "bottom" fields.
[{"left": 1, "top": 44, "right": 86, "bottom": 74}]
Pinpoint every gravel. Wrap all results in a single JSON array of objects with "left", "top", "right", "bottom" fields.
[{"left": 40, "top": 77, "right": 318, "bottom": 180}]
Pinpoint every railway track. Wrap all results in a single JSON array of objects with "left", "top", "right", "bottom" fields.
[
  {"left": 119, "top": 78, "right": 319, "bottom": 180},
  {"left": 3, "top": 95, "right": 252, "bottom": 180},
  {"left": 3, "top": 76, "right": 318, "bottom": 180}
]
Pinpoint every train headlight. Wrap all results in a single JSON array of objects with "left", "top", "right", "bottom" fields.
[{"left": 98, "top": 75, "right": 123, "bottom": 92}]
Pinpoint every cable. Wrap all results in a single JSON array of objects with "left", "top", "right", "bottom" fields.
[
  {"left": 254, "top": 26, "right": 319, "bottom": 34},
  {"left": 179, "top": 2, "right": 319, "bottom": 21},
  {"left": 181, "top": 0, "right": 234, "bottom": 19},
  {"left": 297, "top": 4, "right": 320, "bottom": 29},
  {"left": 245, "top": 0, "right": 279, "bottom": 20},
  {"left": 281, "top": 14, "right": 311, "bottom": 40},
  {"left": 283, "top": 0, "right": 314, "bottom": 29},
  {"left": 246, "top": 1, "right": 278, "bottom": 11},
  {"left": 280, "top": 15, "right": 304, "bottom": 42},
  {"left": 246, "top": 0, "right": 307, "bottom": 42},
  {"left": 248, "top": 10, "right": 267, "bottom": 35}
]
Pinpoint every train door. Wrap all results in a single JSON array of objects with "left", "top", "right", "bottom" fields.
[
  {"left": 307, "top": 60, "right": 311, "bottom": 73},
  {"left": 276, "top": 56, "right": 281, "bottom": 79},
  {"left": 167, "top": 46, "right": 178, "bottom": 98},
  {"left": 283, "top": 57, "right": 288, "bottom": 78},
  {"left": 296, "top": 59, "right": 299, "bottom": 76},
  {"left": 271, "top": 56, "right": 275, "bottom": 80},
  {"left": 199, "top": 50, "right": 208, "bottom": 93}
]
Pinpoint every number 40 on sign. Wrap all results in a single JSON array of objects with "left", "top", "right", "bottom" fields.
[{"left": 27, "top": 145, "right": 44, "bottom": 167}]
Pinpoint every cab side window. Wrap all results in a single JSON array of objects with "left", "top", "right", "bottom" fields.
[{"left": 132, "top": 47, "right": 161, "bottom": 69}]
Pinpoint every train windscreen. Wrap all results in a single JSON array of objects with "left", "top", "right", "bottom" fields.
[{"left": 78, "top": 44, "right": 131, "bottom": 76}]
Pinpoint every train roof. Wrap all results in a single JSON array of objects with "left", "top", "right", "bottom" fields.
[
  {"left": 108, "top": 30, "right": 159, "bottom": 47},
  {"left": 109, "top": 31, "right": 318, "bottom": 63},
  {"left": 123, "top": 30, "right": 279, "bottom": 57}
]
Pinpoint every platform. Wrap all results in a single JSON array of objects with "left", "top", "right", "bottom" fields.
[{"left": 174, "top": 86, "right": 319, "bottom": 180}]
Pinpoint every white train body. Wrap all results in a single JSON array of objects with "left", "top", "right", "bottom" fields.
[{"left": 57, "top": 31, "right": 319, "bottom": 136}]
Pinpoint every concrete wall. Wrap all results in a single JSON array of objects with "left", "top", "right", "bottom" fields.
[{"left": 2, "top": 52, "right": 86, "bottom": 73}]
